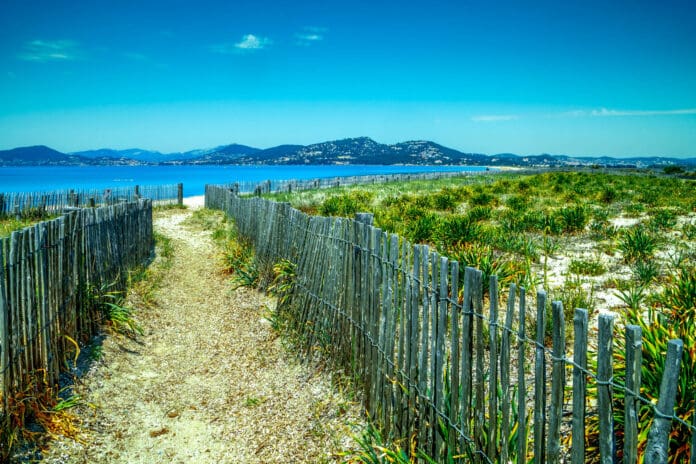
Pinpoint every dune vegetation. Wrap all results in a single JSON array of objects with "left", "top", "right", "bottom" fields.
[{"left": 265, "top": 169, "right": 696, "bottom": 462}]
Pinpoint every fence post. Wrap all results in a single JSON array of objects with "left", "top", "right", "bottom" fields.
[
  {"left": 487, "top": 274, "right": 499, "bottom": 462},
  {"left": 500, "top": 283, "right": 516, "bottom": 464},
  {"left": 354, "top": 213, "right": 374, "bottom": 226},
  {"left": 517, "top": 287, "right": 528, "bottom": 462},
  {"left": 598, "top": 314, "right": 616, "bottom": 464},
  {"left": 572, "top": 308, "right": 589, "bottom": 463},
  {"left": 0, "top": 243, "right": 8, "bottom": 412},
  {"left": 177, "top": 183, "right": 183, "bottom": 206},
  {"left": 624, "top": 325, "right": 642, "bottom": 464},
  {"left": 547, "top": 301, "right": 565, "bottom": 464},
  {"left": 645, "top": 339, "right": 684, "bottom": 464},
  {"left": 534, "top": 290, "right": 547, "bottom": 463}
]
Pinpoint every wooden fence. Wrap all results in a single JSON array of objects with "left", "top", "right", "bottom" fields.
[
  {"left": 0, "top": 200, "right": 153, "bottom": 434},
  {"left": 206, "top": 185, "right": 695, "bottom": 463},
  {"left": 0, "top": 183, "right": 181, "bottom": 219},
  {"left": 217, "top": 170, "right": 492, "bottom": 196}
]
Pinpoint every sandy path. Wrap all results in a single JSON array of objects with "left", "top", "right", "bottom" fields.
[{"left": 42, "top": 208, "right": 360, "bottom": 463}]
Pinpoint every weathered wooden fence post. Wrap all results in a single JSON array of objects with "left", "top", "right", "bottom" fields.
[
  {"left": 354, "top": 212, "right": 374, "bottom": 226},
  {"left": 0, "top": 243, "right": 8, "bottom": 412},
  {"left": 547, "top": 301, "right": 565, "bottom": 464},
  {"left": 598, "top": 313, "right": 616, "bottom": 464},
  {"left": 624, "top": 325, "right": 642, "bottom": 464},
  {"left": 518, "top": 287, "right": 528, "bottom": 462},
  {"left": 645, "top": 339, "right": 684, "bottom": 464},
  {"left": 572, "top": 308, "right": 589, "bottom": 463},
  {"left": 177, "top": 183, "right": 183, "bottom": 206},
  {"left": 534, "top": 290, "right": 548, "bottom": 463}
]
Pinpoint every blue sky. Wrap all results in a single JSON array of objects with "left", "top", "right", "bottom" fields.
[{"left": 1, "top": 0, "right": 695, "bottom": 157}]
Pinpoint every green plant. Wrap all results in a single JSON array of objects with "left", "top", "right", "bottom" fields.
[
  {"left": 632, "top": 260, "right": 661, "bottom": 284},
  {"left": 618, "top": 225, "right": 658, "bottom": 263},
  {"left": 87, "top": 281, "right": 143, "bottom": 337},
  {"left": 346, "top": 423, "right": 414, "bottom": 464},
  {"left": 588, "top": 220, "right": 617, "bottom": 241},
  {"left": 663, "top": 165, "right": 685, "bottom": 175},
  {"left": 554, "top": 274, "right": 596, "bottom": 318},
  {"left": 615, "top": 283, "right": 647, "bottom": 311},
  {"left": 268, "top": 259, "right": 297, "bottom": 305},
  {"left": 557, "top": 205, "right": 588, "bottom": 233},
  {"left": 648, "top": 208, "right": 678, "bottom": 230},
  {"left": 448, "top": 242, "right": 522, "bottom": 293},
  {"left": 231, "top": 257, "right": 260, "bottom": 289},
  {"left": 568, "top": 258, "right": 606, "bottom": 276},
  {"left": 431, "top": 188, "right": 459, "bottom": 211},
  {"left": 320, "top": 190, "right": 374, "bottom": 217},
  {"left": 467, "top": 205, "right": 492, "bottom": 222},
  {"left": 405, "top": 211, "right": 439, "bottom": 244},
  {"left": 615, "top": 270, "right": 694, "bottom": 463},
  {"left": 683, "top": 221, "right": 696, "bottom": 240},
  {"left": 598, "top": 187, "right": 617, "bottom": 204},
  {"left": 436, "top": 214, "right": 480, "bottom": 246}
]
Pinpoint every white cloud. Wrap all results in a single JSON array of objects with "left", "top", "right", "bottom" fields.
[
  {"left": 562, "top": 107, "right": 696, "bottom": 117},
  {"left": 295, "top": 27, "right": 327, "bottom": 46},
  {"left": 590, "top": 107, "right": 696, "bottom": 117},
  {"left": 211, "top": 34, "right": 272, "bottom": 54},
  {"left": 19, "top": 39, "right": 81, "bottom": 62},
  {"left": 234, "top": 34, "right": 271, "bottom": 50},
  {"left": 471, "top": 114, "right": 518, "bottom": 122}
]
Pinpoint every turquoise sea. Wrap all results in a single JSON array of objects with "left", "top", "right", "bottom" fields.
[{"left": 0, "top": 165, "right": 489, "bottom": 196}]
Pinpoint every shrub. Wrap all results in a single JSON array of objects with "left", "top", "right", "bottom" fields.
[
  {"left": 470, "top": 191, "right": 497, "bottom": 207},
  {"left": 319, "top": 190, "right": 374, "bottom": 217},
  {"left": 435, "top": 214, "right": 481, "bottom": 246},
  {"left": 648, "top": 208, "right": 678, "bottom": 230},
  {"left": 467, "top": 205, "right": 492, "bottom": 222},
  {"left": 599, "top": 187, "right": 617, "bottom": 204},
  {"left": 448, "top": 242, "right": 521, "bottom": 292},
  {"left": 431, "top": 188, "right": 460, "bottom": 211},
  {"left": 505, "top": 194, "right": 528, "bottom": 212},
  {"left": 618, "top": 226, "right": 658, "bottom": 263},
  {"left": 663, "top": 165, "right": 685, "bottom": 175},
  {"left": 632, "top": 260, "right": 661, "bottom": 284},
  {"left": 405, "top": 211, "right": 439, "bottom": 244},
  {"left": 557, "top": 205, "right": 588, "bottom": 233},
  {"left": 568, "top": 258, "right": 606, "bottom": 276},
  {"left": 554, "top": 274, "right": 596, "bottom": 318}
]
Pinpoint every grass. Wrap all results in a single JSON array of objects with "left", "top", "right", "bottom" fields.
[
  {"left": 265, "top": 170, "right": 695, "bottom": 323},
  {"left": 187, "top": 208, "right": 270, "bottom": 290},
  {"left": 0, "top": 214, "right": 55, "bottom": 238}
]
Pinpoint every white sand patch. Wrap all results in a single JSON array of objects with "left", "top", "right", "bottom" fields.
[{"left": 183, "top": 195, "right": 205, "bottom": 208}]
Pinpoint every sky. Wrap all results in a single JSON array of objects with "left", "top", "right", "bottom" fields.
[{"left": 0, "top": 0, "right": 695, "bottom": 157}]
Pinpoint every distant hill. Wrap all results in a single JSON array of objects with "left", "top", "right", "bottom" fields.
[
  {"left": 1, "top": 138, "right": 695, "bottom": 168},
  {"left": 0, "top": 145, "right": 86, "bottom": 166},
  {"left": 234, "top": 137, "right": 489, "bottom": 165}
]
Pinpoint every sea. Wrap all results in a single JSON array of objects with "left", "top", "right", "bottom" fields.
[{"left": 0, "top": 165, "right": 489, "bottom": 196}]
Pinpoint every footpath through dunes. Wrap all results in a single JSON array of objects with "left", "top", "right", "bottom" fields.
[{"left": 42, "top": 207, "right": 362, "bottom": 463}]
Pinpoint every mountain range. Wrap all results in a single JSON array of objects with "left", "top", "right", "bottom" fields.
[{"left": 1, "top": 137, "right": 694, "bottom": 168}]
